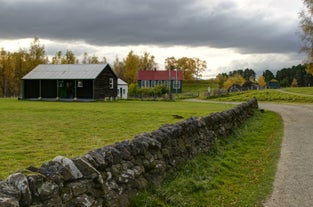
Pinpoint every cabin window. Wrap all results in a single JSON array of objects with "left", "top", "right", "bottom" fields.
[
  {"left": 173, "top": 80, "right": 180, "bottom": 89},
  {"left": 109, "top": 78, "right": 114, "bottom": 89},
  {"left": 151, "top": 80, "right": 156, "bottom": 87},
  {"left": 58, "top": 80, "right": 64, "bottom": 87},
  {"left": 77, "top": 80, "right": 83, "bottom": 87},
  {"left": 142, "top": 80, "right": 150, "bottom": 88}
]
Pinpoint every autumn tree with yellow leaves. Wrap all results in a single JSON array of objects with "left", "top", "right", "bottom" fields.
[
  {"left": 257, "top": 76, "right": 266, "bottom": 88},
  {"left": 165, "top": 57, "right": 206, "bottom": 80},
  {"left": 113, "top": 51, "right": 157, "bottom": 84},
  {"left": 299, "top": 0, "right": 313, "bottom": 74},
  {"left": 223, "top": 74, "right": 245, "bottom": 90},
  {"left": 0, "top": 37, "right": 48, "bottom": 97}
]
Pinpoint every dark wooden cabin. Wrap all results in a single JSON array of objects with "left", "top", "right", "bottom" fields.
[{"left": 21, "top": 64, "right": 117, "bottom": 101}]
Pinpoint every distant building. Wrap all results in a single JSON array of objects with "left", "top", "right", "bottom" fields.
[
  {"left": 228, "top": 84, "right": 242, "bottom": 92},
  {"left": 242, "top": 80, "right": 260, "bottom": 91},
  {"left": 21, "top": 64, "right": 118, "bottom": 101},
  {"left": 267, "top": 79, "right": 280, "bottom": 89},
  {"left": 117, "top": 78, "right": 128, "bottom": 99},
  {"left": 137, "top": 70, "right": 183, "bottom": 93}
]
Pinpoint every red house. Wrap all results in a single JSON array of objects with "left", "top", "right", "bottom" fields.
[{"left": 137, "top": 70, "right": 183, "bottom": 93}]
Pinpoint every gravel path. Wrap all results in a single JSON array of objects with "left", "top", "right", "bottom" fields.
[{"left": 261, "top": 103, "right": 313, "bottom": 207}]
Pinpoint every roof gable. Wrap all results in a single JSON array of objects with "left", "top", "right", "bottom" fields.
[
  {"left": 118, "top": 78, "right": 128, "bottom": 85},
  {"left": 22, "top": 64, "right": 112, "bottom": 80}
]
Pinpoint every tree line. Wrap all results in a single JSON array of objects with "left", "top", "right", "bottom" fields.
[
  {"left": 2, "top": 35, "right": 313, "bottom": 97},
  {"left": 261, "top": 65, "right": 313, "bottom": 87},
  {"left": 113, "top": 52, "right": 206, "bottom": 84},
  {"left": 0, "top": 37, "right": 47, "bottom": 97},
  {"left": 0, "top": 37, "right": 207, "bottom": 97},
  {"left": 215, "top": 64, "right": 313, "bottom": 91}
]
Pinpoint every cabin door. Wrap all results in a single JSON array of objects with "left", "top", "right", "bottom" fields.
[{"left": 59, "top": 80, "right": 75, "bottom": 98}]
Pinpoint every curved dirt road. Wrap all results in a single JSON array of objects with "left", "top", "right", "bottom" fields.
[{"left": 261, "top": 103, "right": 313, "bottom": 207}]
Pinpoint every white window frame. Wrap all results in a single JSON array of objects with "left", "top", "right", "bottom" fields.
[
  {"left": 173, "top": 80, "right": 180, "bottom": 89},
  {"left": 58, "top": 80, "right": 64, "bottom": 88},
  {"left": 77, "top": 80, "right": 83, "bottom": 88},
  {"left": 142, "top": 80, "right": 150, "bottom": 88},
  {"left": 109, "top": 78, "right": 114, "bottom": 89}
]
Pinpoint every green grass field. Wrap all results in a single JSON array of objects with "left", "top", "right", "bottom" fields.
[
  {"left": 182, "top": 80, "right": 217, "bottom": 93},
  {"left": 182, "top": 80, "right": 313, "bottom": 102},
  {"left": 209, "top": 88, "right": 313, "bottom": 103},
  {"left": 0, "top": 98, "right": 234, "bottom": 179},
  {"left": 130, "top": 110, "right": 283, "bottom": 207},
  {"left": 281, "top": 87, "right": 313, "bottom": 95},
  {"left": 0, "top": 96, "right": 283, "bottom": 206}
]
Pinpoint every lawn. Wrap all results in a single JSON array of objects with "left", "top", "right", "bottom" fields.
[
  {"left": 130, "top": 110, "right": 283, "bottom": 207},
  {"left": 176, "top": 80, "right": 218, "bottom": 99},
  {"left": 0, "top": 98, "right": 234, "bottom": 179},
  {"left": 182, "top": 80, "right": 218, "bottom": 93},
  {"left": 209, "top": 88, "right": 313, "bottom": 103},
  {"left": 281, "top": 87, "right": 313, "bottom": 95}
]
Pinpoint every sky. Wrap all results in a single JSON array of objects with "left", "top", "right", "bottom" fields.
[{"left": 0, "top": 0, "right": 306, "bottom": 78}]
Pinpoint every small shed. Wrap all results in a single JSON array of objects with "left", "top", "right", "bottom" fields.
[
  {"left": 228, "top": 84, "right": 242, "bottom": 92},
  {"left": 267, "top": 79, "right": 280, "bottom": 89},
  {"left": 21, "top": 64, "right": 118, "bottom": 101},
  {"left": 117, "top": 79, "right": 128, "bottom": 99},
  {"left": 242, "top": 80, "right": 260, "bottom": 91}
]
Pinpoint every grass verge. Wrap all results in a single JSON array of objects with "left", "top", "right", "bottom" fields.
[
  {"left": 130, "top": 110, "right": 283, "bottom": 207},
  {"left": 281, "top": 87, "right": 313, "bottom": 96},
  {"left": 0, "top": 98, "right": 234, "bottom": 179},
  {"left": 209, "top": 89, "right": 313, "bottom": 103}
]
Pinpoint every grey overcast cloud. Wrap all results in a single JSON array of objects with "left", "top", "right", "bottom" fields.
[{"left": 0, "top": 0, "right": 305, "bottom": 78}]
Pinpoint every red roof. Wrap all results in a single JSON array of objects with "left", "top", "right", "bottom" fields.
[{"left": 138, "top": 70, "right": 183, "bottom": 81}]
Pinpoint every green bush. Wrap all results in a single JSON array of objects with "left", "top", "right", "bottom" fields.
[
  {"left": 154, "top": 85, "right": 169, "bottom": 96},
  {"left": 129, "top": 84, "right": 169, "bottom": 98},
  {"left": 128, "top": 83, "right": 139, "bottom": 97}
]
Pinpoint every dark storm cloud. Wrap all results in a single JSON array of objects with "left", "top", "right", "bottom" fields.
[{"left": 0, "top": 0, "right": 300, "bottom": 54}]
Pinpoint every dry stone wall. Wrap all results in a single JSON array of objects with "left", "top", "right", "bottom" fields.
[{"left": 0, "top": 98, "right": 258, "bottom": 207}]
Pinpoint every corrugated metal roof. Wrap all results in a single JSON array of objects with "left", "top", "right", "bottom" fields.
[{"left": 22, "top": 64, "right": 109, "bottom": 80}]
